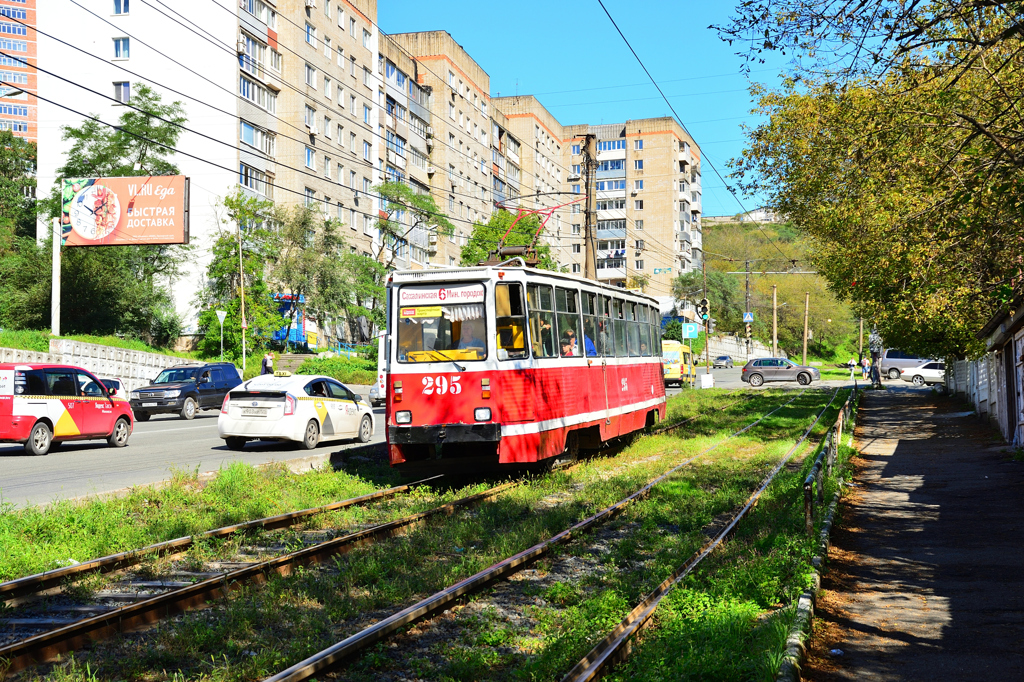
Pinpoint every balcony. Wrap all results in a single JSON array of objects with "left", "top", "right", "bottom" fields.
[
  {"left": 387, "top": 149, "right": 406, "bottom": 169},
  {"left": 596, "top": 267, "right": 626, "bottom": 280}
]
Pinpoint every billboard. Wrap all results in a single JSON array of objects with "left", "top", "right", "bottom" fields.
[{"left": 60, "top": 176, "right": 189, "bottom": 246}]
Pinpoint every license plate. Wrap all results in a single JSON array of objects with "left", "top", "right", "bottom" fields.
[
  {"left": 241, "top": 407, "right": 268, "bottom": 417},
  {"left": 142, "top": 403, "right": 157, "bottom": 407}
]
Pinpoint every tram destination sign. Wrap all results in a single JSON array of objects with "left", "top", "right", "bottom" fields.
[{"left": 398, "top": 283, "right": 485, "bottom": 306}]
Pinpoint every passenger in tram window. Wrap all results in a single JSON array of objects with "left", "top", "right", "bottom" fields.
[
  {"left": 640, "top": 341, "right": 649, "bottom": 355},
  {"left": 563, "top": 327, "right": 579, "bottom": 356},
  {"left": 455, "top": 320, "right": 485, "bottom": 351},
  {"left": 560, "top": 337, "right": 575, "bottom": 357}
]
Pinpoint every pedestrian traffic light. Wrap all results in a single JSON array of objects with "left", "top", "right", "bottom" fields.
[{"left": 698, "top": 298, "right": 709, "bottom": 321}]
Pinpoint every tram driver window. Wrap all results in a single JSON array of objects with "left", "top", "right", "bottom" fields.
[
  {"left": 527, "top": 283, "right": 558, "bottom": 358},
  {"left": 495, "top": 282, "right": 529, "bottom": 360},
  {"left": 396, "top": 285, "right": 487, "bottom": 363}
]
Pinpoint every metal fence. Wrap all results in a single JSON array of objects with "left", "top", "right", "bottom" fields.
[{"left": 804, "top": 389, "right": 858, "bottom": 536}]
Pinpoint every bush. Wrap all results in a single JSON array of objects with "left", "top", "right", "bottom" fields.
[{"left": 296, "top": 357, "right": 376, "bottom": 385}]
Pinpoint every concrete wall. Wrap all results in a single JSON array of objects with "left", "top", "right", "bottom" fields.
[{"left": 701, "top": 335, "right": 780, "bottom": 364}]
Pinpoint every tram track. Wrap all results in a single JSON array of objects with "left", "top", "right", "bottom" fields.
[{"left": 260, "top": 392, "right": 814, "bottom": 682}]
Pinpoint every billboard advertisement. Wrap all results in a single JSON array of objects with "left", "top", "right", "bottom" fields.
[{"left": 60, "top": 176, "right": 190, "bottom": 246}]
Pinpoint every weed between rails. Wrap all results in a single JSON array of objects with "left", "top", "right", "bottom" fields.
[{"left": 12, "top": 390, "right": 839, "bottom": 682}]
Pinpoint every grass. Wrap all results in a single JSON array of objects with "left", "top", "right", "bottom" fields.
[
  {"left": 0, "top": 461, "right": 402, "bottom": 582},
  {"left": 12, "top": 389, "right": 853, "bottom": 682},
  {"left": 294, "top": 356, "right": 377, "bottom": 385},
  {"left": 0, "top": 329, "right": 197, "bottom": 359}
]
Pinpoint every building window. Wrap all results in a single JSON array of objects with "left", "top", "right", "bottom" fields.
[
  {"left": 362, "top": 176, "right": 370, "bottom": 193},
  {"left": 113, "top": 37, "right": 129, "bottom": 59},
  {"left": 363, "top": 66, "right": 370, "bottom": 86},
  {"left": 363, "top": 105, "right": 370, "bottom": 123},
  {"left": 113, "top": 0, "right": 128, "bottom": 14},
  {"left": 324, "top": 36, "right": 331, "bottom": 59},
  {"left": 304, "top": 187, "right": 315, "bottom": 208},
  {"left": 635, "top": 260, "right": 644, "bottom": 270},
  {"left": 239, "top": 76, "right": 276, "bottom": 112},
  {"left": 349, "top": 132, "right": 356, "bottom": 152},
  {"left": 635, "top": 239, "right": 645, "bottom": 249},
  {"left": 305, "top": 23, "right": 316, "bottom": 47},
  {"left": 635, "top": 220, "right": 643, "bottom": 230},
  {"left": 572, "top": 224, "right": 580, "bottom": 235},
  {"left": 572, "top": 164, "right": 581, "bottom": 175},
  {"left": 597, "top": 139, "right": 627, "bottom": 151},
  {"left": 634, "top": 180, "right": 644, "bottom": 190},
  {"left": 349, "top": 208, "right": 356, "bottom": 230},
  {"left": 448, "top": 70, "right": 455, "bottom": 86},
  {"left": 305, "top": 63, "right": 316, "bottom": 87},
  {"left": 448, "top": 195, "right": 454, "bottom": 212},
  {"left": 240, "top": 120, "right": 275, "bottom": 155},
  {"left": 572, "top": 263, "right": 581, "bottom": 273},
  {"left": 572, "top": 243, "right": 581, "bottom": 254},
  {"left": 634, "top": 139, "right": 643, "bottom": 150},
  {"left": 337, "top": 123, "right": 343, "bottom": 140},
  {"left": 113, "top": 81, "right": 130, "bottom": 103},
  {"left": 634, "top": 159, "right": 644, "bottom": 170},
  {"left": 304, "top": 104, "right": 315, "bottom": 127},
  {"left": 324, "top": 77, "right": 331, "bottom": 99},
  {"left": 239, "top": 163, "right": 271, "bottom": 196},
  {"left": 448, "top": 102, "right": 455, "bottom": 120},
  {"left": 324, "top": 116, "right": 331, "bottom": 138},
  {"left": 363, "top": 140, "right": 371, "bottom": 160},
  {"left": 363, "top": 28, "right": 370, "bottom": 47},
  {"left": 572, "top": 205, "right": 581, "bottom": 214},
  {"left": 324, "top": 156, "right": 331, "bottom": 177},
  {"left": 634, "top": 200, "right": 644, "bottom": 210},
  {"left": 572, "top": 143, "right": 580, "bottom": 155},
  {"left": 349, "top": 17, "right": 356, "bottom": 37},
  {"left": 572, "top": 184, "right": 580, "bottom": 194},
  {"left": 349, "top": 170, "right": 356, "bottom": 187},
  {"left": 270, "top": 48, "right": 281, "bottom": 72},
  {"left": 305, "top": 147, "right": 315, "bottom": 168}
]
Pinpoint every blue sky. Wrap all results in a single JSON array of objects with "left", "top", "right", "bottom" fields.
[{"left": 379, "top": 0, "right": 787, "bottom": 217}]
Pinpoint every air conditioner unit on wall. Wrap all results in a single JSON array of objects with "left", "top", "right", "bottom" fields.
[
  {"left": 304, "top": 0, "right": 316, "bottom": 7},
  {"left": 427, "top": 166, "right": 436, "bottom": 174},
  {"left": 426, "top": 126, "right": 433, "bottom": 137},
  {"left": 236, "top": 36, "right": 246, "bottom": 54}
]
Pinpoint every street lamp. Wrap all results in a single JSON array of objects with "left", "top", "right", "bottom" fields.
[{"left": 215, "top": 310, "right": 227, "bottom": 361}]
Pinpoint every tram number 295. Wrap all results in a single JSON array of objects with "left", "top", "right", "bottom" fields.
[{"left": 422, "top": 375, "right": 463, "bottom": 396}]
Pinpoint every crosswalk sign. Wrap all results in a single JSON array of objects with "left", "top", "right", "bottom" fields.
[{"left": 743, "top": 312, "right": 754, "bottom": 323}]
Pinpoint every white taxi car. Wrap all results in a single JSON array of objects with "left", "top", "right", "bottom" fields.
[
  {"left": 218, "top": 372, "right": 374, "bottom": 450},
  {"left": 900, "top": 360, "right": 946, "bottom": 387}
]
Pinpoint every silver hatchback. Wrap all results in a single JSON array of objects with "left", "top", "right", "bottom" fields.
[{"left": 741, "top": 357, "right": 821, "bottom": 387}]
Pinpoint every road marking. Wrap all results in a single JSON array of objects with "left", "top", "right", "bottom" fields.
[{"left": 132, "top": 425, "right": 220, "bottom": 435}]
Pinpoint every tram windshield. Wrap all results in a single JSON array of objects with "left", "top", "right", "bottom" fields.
[{"left": 396, "top": 283, "right": 487, "bottom": 363}]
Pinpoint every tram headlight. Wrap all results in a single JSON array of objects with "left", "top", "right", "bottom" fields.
[
  {"left": 474, "top": 407, "right": 492, "bottom": 422},
  {"left": 395, "top": 410, "right": 412, "bottom": 424}
]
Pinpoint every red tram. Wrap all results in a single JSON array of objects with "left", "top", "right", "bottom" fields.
[{"left": 384, "top": 264, "right": 666, "bottom": 466}]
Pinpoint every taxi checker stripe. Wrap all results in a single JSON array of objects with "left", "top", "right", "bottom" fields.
[
  {"left": 12, "top": 395, "right": 129, "bottom": 402},
  {"left": 501, "top": 396, "right": 666, "bottom": 437}
]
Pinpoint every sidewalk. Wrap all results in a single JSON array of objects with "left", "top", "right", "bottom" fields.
[{"left": 803, "top": 387, "right": 1024, "bottom": 680}]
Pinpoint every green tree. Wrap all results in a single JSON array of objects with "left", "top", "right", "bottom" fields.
[
  {"left": 460, "top": 209, "right": 560, "bottom": 270},
  {"left": 662, "top": 320, "right": 682, "bottom": 342},
  {"left": 672, "top": 270, "right": 745, "bottom": 334},
  {"left": 375, "top": 180, "right": 454, "bottom": 266}
]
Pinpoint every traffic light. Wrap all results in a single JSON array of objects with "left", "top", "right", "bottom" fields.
[
  {"left": 745, "top": 323, "right": 752, "bottom": 338},
  {"left": 698, "top": 298, "right": 710, "bottom": 321}
]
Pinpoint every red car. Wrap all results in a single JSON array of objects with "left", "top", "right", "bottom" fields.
[{"left": 0, "top": 363, "right": 135, "bottom": 456}]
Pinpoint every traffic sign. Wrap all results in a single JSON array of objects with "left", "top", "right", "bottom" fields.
[
  {"left": 682, "top": 323, "right": 700, "bottom": 339},
  {"left": 743, "top": 312, "right": 754, "bottom": 323}
]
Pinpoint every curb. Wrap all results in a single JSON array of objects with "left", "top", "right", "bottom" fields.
[{"left": 776, "top": 490, "right": 842, "bottom": 682}]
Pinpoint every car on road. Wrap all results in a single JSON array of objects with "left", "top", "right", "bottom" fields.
[
  {"left": 218, "top": 372, "right": 375, "bottom": 450},
  {"left": 713, "top": 355, "right": 734, "bottom": 369},
  {"left": 880, "top": 349, "right": 933, "bottom": 380},
  {"left": 130, "top": 362, "right": 242, "bottom": 421},
  {"left": 740, "top": 357, "right": 821, "bottom": 387},
  {"left": 901, "top": 360, "right": 946, "bottom": 386},
  {"left": 101, "top": 377, "right": 127, "bottom": 400},
  {"left": 0, "top": 363, "right": 134, "bottom": 455}
]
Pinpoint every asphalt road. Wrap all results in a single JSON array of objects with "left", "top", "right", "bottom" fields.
[{"left": 0, "top": 407, "right": 387, "bottom": 509}]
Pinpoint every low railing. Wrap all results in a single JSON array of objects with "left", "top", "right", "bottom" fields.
[{"left": 804, "top": 389, "right": 858, "bottom": 535}]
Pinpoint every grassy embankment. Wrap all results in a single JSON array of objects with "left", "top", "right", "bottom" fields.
[{"left": 11, "top": 389, "right": 854, "bottom": 682}]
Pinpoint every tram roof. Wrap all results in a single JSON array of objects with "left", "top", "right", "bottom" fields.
[{"left": 389, "top": 265, "right": 660, "bottom": 305}]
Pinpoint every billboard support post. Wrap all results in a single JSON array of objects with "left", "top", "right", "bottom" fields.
[{"left": 51, "top": 218, "right": 60, "bottom": 337}]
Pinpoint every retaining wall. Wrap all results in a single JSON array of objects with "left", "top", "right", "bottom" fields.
[{"left": 702, "top": 335, "right": 780, "bottom": 364}]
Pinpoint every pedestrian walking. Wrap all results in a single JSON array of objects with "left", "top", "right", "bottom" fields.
[
  {"left": 261, "top": 353, "right": 274, "bottom": 375},
  {"left": 848, "top": 355, "right": 857, "bottom": 379},
  {"left": 861, "top": 356, "right": 870, "bottom": 380}
]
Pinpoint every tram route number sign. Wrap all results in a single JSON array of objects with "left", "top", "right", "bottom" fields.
[{"left": 682, "top": 323, "right": 700, "bottom": 339}]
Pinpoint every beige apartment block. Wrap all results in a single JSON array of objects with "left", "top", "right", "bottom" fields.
[
  {"left": 559, "top": 118, "right": 702, "bottom": 297},
  {"left": 389, "top": 31, "right": 497, "bottom": 267},
  {"left": 272, "top": 0, "right": 381, "bottom": 262},
  {"left": 490, "top": 96, "right": 575, "bottom": 272}
]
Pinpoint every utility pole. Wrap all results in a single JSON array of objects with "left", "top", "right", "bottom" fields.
[
  {"left": 802, "top": 291, "right": 810, "bottom": 366},
  {"left": 772, "top": 284, "right": 778, "bottom": 357},
  {"left": 703, "top": 258, "right": 710, "bottom": 375},
  {"left": 582, "top": 134, "right": 598, "bottom": 280},
  {"left": 51, "top": 218, "right": 60, "bottom": 337},
  {"left": 745, "top": 259, "right": 751, "bottom": 356},
  {"left": 237, "top": 225, "right": 248, "bottom": 373},
  {"left": 859, "top": 317, "right": 864, "bottom": 360}
]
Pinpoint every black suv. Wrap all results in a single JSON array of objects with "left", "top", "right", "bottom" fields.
[{"left": 130, "top": 362, "right": 242, "bottom": 421}]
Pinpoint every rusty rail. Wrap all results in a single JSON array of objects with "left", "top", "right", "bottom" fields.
[
  {"left": 0, "top": 475, "right": 442, "bottom": 605},
  {"left": 262, "top": 393, "right": 808, "bottom": 682},
  {"left": 560, "top": 388, "right": 843, "bottom": 682},
  {"left": 0, "top": 478, "right": 508, "bottom": 673}
]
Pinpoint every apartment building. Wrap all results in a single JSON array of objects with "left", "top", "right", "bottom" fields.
[
  {"left": 388, "top": 31, "right": 496, "bottom": 267},
  {"left": 0, "top": 0, "right": 34, "bottom": 142}
]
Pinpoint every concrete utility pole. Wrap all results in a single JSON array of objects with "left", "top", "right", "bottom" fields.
[
  {"left": 50, "top": 218, "right": 60, "bottom": 337},
  {"left": 237, "top": 225, "right": 247, "bottom": 372},
  {"left": 772, "top": 285, "right": 778, "bottom": 357},
  {"left": 745, "top": 259, "right": 751, "bottom": 355},
  {"left": 802, "top": 292, "right": 810, "bottom": 366},
  {"left": 859, "top": 317, "right": 864, "bottom": 360},
  {"left": 582, "top": 134, "right": 598, "bottom": 280}
]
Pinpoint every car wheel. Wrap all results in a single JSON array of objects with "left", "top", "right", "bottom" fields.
[
  {"left": 301, "top": 419, "right": 321, "bottom": 450},
  {"left": 225, "top": 436, "right": 247, "bottom": 451},
  {"left": 180, "top": 397, "right": 197, "bottom": 420},
  {"left": 24, "top": 421, "right": 51, "bottom": 456},
  {"left": 749, "top": 373, "right": 764, "bottom": 387},
  {"left": 797, "top": 373, "right": 811, "bottom": 386},
  {"left": 912, "top": 375, "right": 925, "bottom": 386},
  {"left": 135, "top": 412, "right": 150, "bottom": 422},
  {"left": 888, "top": 368, "right": 901, "bottom": 380},
  {"left": 107, "top": 417, "right": 131, "bottom": 448},
  {"left": 357, "top": 415, "right": 373, "bottom": 443}
]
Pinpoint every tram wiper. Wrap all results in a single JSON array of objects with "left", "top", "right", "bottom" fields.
[{"left": 428, "top": 349, "right": 466, "bottom": 371}]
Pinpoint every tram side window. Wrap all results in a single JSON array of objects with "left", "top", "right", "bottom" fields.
[
  {"left": 638, "top": 304, "right": 652, "bottom": 356},
  {"left": 495, "top": 283, "right": 529, "bottom": 360},
  {"left": 527, "top": 284, "right": 558, "bottom": 358},
  {"left": 581, "top": 292, "right": 599, "bottom": 357},
  {"left": 555, "top": 287, "right": 583, "bottom": 357},
  {"left": 599, "top": 294, "right": 613, "bottom": 357},
  {"left": 652, "top": 306, "right": 663, "bottom": 356},
  {"left": 612, "top": 299, "right": 628, "bottom": 357},
  {"left": 625, "top": 302, "right": 641, "bottom": 357}
]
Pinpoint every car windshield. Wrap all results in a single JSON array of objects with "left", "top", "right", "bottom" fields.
[
  {"left": 153, "top": 368, "right": 199, "bottom": 384},
  {"left": 717, "top": 356, "right": 729, "bottom": 360}
]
